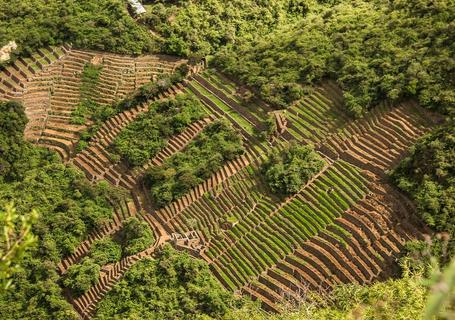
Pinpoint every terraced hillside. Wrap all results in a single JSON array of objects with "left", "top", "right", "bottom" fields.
[
  {"left": 146, "top": 70, "right": 435, "bottom": 312},
  {"left": 3, "top": 46, "right": 186, "bottom": 161},
  {"left": 4, "top": 57, "right": 436, "bottom": 319},
  {"left": 67, "top": 68, "right": 435, "bottom": 317}
]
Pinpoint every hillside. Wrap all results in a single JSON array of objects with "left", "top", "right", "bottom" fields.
[{"left": 0, "top": 0, "right": 454, "bottom": 319}]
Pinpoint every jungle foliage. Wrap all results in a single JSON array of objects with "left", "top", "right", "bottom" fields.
[
  {"left": 0, "top": 101, "right": 127, "bottom": 319},
  {"left": 63, "top": 217, "right": 155, "bottom": 297},
  {"left": 94, "top": 245, "right": 239, "bottom": 319},
  {"left": 264, "top": 143, "right": 325, "bottom": 195},
  {"left": 112, "top": 94, "right": 207, "bottom": 167},
  {"left": 145, "top": 120, "right": 244, "bottom": 207},
  {"left": 120, "top": 217, "right": 155, "bottom": 256},
  {"left": 0, "top": 0, "right": 155, "bottom": 64},
  {"left": 213, "top": 0, "right": 455, "bottom": 115},
  {"left": 141, "top": 0, "right": 309, "bottom": 57},
  {"left": 89, "top": 238, "right": 122, "bottom": 266}
]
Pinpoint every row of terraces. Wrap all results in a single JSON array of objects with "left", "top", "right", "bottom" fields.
[
  {"left": 4, "top": 55, "right": 436, "bottom": 318},
  {"left": 7, "top": 46, "right": 186, "bottom": 160}
]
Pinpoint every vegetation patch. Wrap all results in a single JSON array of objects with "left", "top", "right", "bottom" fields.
[
  {"left": 71, "top": 63, "right": 104, "bottom": 125},
  {"left": 0, "top": 0, "right": 154, "bottom": 65},
  {"left": 74, "top": 64, "right": 190, "bottom": 153},
  {"left": 62, "top": 217, "right": 155, "bottom": 297},
  {"left": 119, "top": 217, "right": 155, "bottom": 256},
  {"left": 140, "top": 0, "right": 308, "bottom": 57},
  {"left": 391, "top": 124, "right": 455, "bottom": 254},
  {"left": 145, "top": 120, "right": 244, "bottom": 207},
  {"left": 89, "top": 238, "right": 122, "bottom": 266},
  {"left": 112, "top": 94, "right": 207, "bottom": 167},
  {"left": 0, "top": 101, "right": 127, "bottom": 319},
  {"left": 264, "top": 142, "right": 325, "bottom": 195},
  {"left": 63, "top": 258, "right": 101, "bottom": 296},
  {"left": 94, "top": 245, "right": 238, "bottom": 319}
]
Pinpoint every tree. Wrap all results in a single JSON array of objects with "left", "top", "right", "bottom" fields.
[
  {"left": 121, "top": 217, "right": 155, "bottom": 256},
  {"left": 63, "top": 258, "right": 100, "bottom": 296},
  {"left": 90, "top": 238, "right": 122, "bottom": 266},
  {"left": 264, "top": 143, "right": 325, "bottom": 195}
]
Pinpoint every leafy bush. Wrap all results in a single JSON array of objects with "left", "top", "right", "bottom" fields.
[
  {"left": 112, "top": 94, "right": 207, "bottom": 167},
  {"left": 264, "top": 142, "right": 325, "bottom": 195},
  {"left": 145, "top": 120, "right": 244, "bottom": 207},
  {"left": 63, "top": 258, "right": 100, "bottom": 296},
  {"left": 0, "top": 101, "right": 31, "bottom": 182},
  {"left": 120, "top": 217, "right": 155, "bottom": 256},
  {"left": 89, "top": 238, "right": 122, "bottom": 266}
]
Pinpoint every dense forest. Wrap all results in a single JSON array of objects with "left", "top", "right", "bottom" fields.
[
  {"left": 140, "top": 0, "right": 308, "bottom": 57},
  {"left": 0, "top": 101, "right": 125, "bottom": 319},
  {"left": 94, "top": 245, "right": 238, "bottom": 319}
]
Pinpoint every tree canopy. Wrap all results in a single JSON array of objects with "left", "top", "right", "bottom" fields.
[{"left": 0, "top": 101, "right": 127, "bottom": 319}]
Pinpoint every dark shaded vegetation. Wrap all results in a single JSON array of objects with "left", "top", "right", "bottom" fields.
[
  {"left": 264, "top": 143, "right": 325, "bottom": 195},
  {"left": 145, "top": 120, "right": 244, "bottom": 207},
  {"left": 392, "top": 124, "right": 455, "bottom": 256},
  {"left": 141, "top": 0, "right": 308, "bottom": 57},
  {"left": 112, "top": 94, "right": 207, "bottom": 167},
  {"left": 0, "top": 101, "right": 127, "bottom": 319},
  {"left": 94, "top": 245, "right": 239, "bottom": 319},
  {"left": 0, "top": 0, "right": 155, "bottom": 65},
  {"left": 214, "top": 0, "right": 455, "bottom": 115}
]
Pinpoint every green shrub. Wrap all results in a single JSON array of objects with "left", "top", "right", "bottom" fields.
[
  {"left": 63, "top": 258, "right": 100, "bottom": 296},
  {"left": 264, "top": 142, "right": 325, "bottom": 195},
  {"left": 113, "top": 94, "right": 207, "bottom": 167},
  {"left": 120, "top": 217, "right": 155, "bottom": 256},
  {"left": 391, "top": 124, "right": 455, "bottom": 255},
  {"left": 95, "top": 245, "right": 238, "bottom": 319},
  {"left": 90, "top": 238, "right": 122, "bottom": 266}
]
